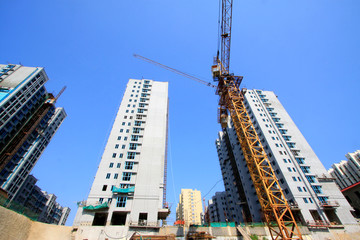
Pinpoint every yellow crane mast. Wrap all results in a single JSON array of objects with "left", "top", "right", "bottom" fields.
[{"left": 213, "top": 0, "right": 302, "bottom": 239}]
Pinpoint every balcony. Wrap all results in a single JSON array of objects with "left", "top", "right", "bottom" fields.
[
  {"left": 112, "top": 186, "right": 135, "bottom": 194},
  {"left": 82, "top": 202, "right": 109, "bottom": 210},
  {"left": 319, "top": 201, "right": 339, "bottom": 208},
  {"left": 288, "top": 201, "right": 300, "bottom": 210},
  {"left": 316, "top": 174, "right": 336, "bottom": 182},
  {"left": 306, "top": 220, "right": 330, "bottom": 228},
  {"left": 128, "top": 220, "right": 161, "bottom": 228}
]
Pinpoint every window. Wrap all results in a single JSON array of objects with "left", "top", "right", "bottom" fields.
[
  {"left": 99, "top": 198, "right": 104, "bottom": 204},
  {"left": 124, "top": 137, "right": 128, "bottom": 141},
  {"left": 318, "top": 196, "right": 329, "bottom": 203},
  {"left": 131, "top": 135, "right": 139, "bottom": 141},
  {"left": 309, "top": 198, "right": 313, "bottom": 203},
  {"left": 312, "top": 185, "right": 323, "bottom": 194},
  {"left": 122, "top": 145, "right": 125, "bottom": 149},
  {"left": 306, "top": 175, "right": 316, "bottom": 183},
  {"left": 298, "top": 177, "right": 301, "bottom": 182},
  {"left": 114, "top": 173, "right": 118, "bottom": 179},
  {"left": 283, "top": 135, "right": 292, "bottom": 141},
  {"left": 275, "top": 143, "right": 279, "bottom": 147},
  {"left": 133, "top": 128, "right": 141, "bottom": 133},
  {"left": 298, "top": 187, "right": 303, "bottom": 192},
  {"left": 109, "top": 163, "right": 114, "bottom": 168},
  {"left": 126, "top": 129, "right": 129, "bottom": 133},
  {"left": 279, "top": 129, "right": 288, "bottom": 134},
  {"left": 117, "top": 163, "right": 121, "bottom": 168},
  {"left": 135, "top": 121, "right": 142, "bottom": 126},
  {"left": 115, "top": 144, "right": 119, "bottom": 149},
  {"left": 303, "top": 198, "right": 308, "bottom": 203},
  {"left": 129, "top": 143, "right": 138, "bottom": 150},
  {"left": 125, "top": 161, "right": 134, "bottom": 170},
  {"left": 119, "top": 153, "right": 123, "bottom": 158},
  {"left": 102, "top": 185, "right": 107, "bottom": 191},
  {"left": 116, "top": 197, "right": 127, "bottom": 207},
  {"left": 296, "top": 158, "right": 305, "bottom": 164},
  {"left": 283, "top": 159, "right": 288, "bottom": 163},
  {"left": 288, "top": 167, "right": 292, "bottom": 172},
  {"left": 112, "top": 153, "right": 117, "bottom": 158},
  {"left": 273, "top": 118, "right": 280, "bottom": 122},
  {"left": 300, "top": 166, "right": 311, "bottom": 173},
  {"left": 287, "top": 142, "right": 296, "bottom": 148},
  {"left": 106, "top": 173, "right": 111, "bottom": 179},
  {"left": 122, "top": 122, "right": 125, "bottom": 126},
  {"left": 127, "top": 152, "right": 136, "bottom": 159},
  {"left": 292, "top": 177, "right": 297, "bottom": 181},
  {"left": 120, "top": 129, "right": 123, "bottom": 133},
  {"left": 120, "top": 184, "right": 130, "bottom": 189},
  {"left": 303, "top": 187, "right": 307, "bottom": 192},
  {"left": 122, "top": 172, "right": 132, "bottom": 181}
]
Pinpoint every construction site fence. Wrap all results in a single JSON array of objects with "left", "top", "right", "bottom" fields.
[
  {"left": 239, "top": 222, "right": 305, "bottom": 228},
  {"left": 0, "top": 194, "right": 39, "bottom": 221},
  {"left": 190, "top": 222, "right": 236, "bottom": 228}
]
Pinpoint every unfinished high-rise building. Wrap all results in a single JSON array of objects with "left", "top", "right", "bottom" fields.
[
  {"left": 73, "top": 79, "right": 169, "bottom": 237},
  {"left": 213, "top": 89, "right": 357, "bottom": 229},
  {"left": 0, "top": 64, "right": 66, "bottom": 202}
]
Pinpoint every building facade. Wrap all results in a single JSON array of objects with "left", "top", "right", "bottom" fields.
[
  {"left": 0, "top": 64, "right": 66, "bottom": 202},
  {"left": 328, "top": 150, "right": 360, "bottom": 217},
  {"left": 214, "top": 89, "right": 357, "bottom": 228},
  {"left": 74, "top": 79, "right": 169, "bottom": 232},
  {"left": 329, "top": 150, "right": 360, "bottom": 190},
  {"left": 207, "top": 191, "right": 231, "bottom": 223},
  {"left": 12, "top": 174, "right": 70, "bottom": 225},
  {"left": 176, "top": 189, "right": 203, "bottom": 226}
]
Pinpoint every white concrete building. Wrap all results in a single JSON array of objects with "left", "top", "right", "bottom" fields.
[
  {"left": 73, "top": 79, "right": 169, "bottom": 236},
  {"left": 329, "top": 150, "right": 360, "bottom": 190},
  {"left": 215, "top": 89, "right": 357, "bottom": 229}
]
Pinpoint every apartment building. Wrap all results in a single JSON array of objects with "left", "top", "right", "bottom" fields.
[
  {"left": 73, "top": 79, "right": 169, "bottom": 237},
  {"left": 0, "top": 64, "right": 66, "bottom": 202},
  {"left": 213, "top": 89, "right": 357, "bottom": 229},
  {"left": 176, "top": 189, "right": 203, "bottom": 226}
]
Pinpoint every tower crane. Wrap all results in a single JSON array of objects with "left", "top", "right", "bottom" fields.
[
  {"left": 212, "top": 0, "right": 302, "bottom": 239},
  {"left": 135, "top": 2, "right": 303, "bottom": 238}
]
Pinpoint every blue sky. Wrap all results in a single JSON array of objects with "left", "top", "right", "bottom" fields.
[{"left": 1, "top": 0, "right": 359, "bottom": 225}]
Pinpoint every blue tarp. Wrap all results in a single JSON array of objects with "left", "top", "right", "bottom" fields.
[
  {"left": 83, "top": 202, "right": 109, "bottom": 210},
  {"left": 112, "top": 186, "right": 135, "bottom": 193}
]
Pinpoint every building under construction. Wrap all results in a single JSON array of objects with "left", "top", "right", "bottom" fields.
[
  {"left": 73, "top": 79, "right": 170, "bottom": 238},
  {"left": 211, "top": 89, "right": 357, "bottom": 230},
  {"left": 0, "top": 64, "right": 66, "bottom": 203}
]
